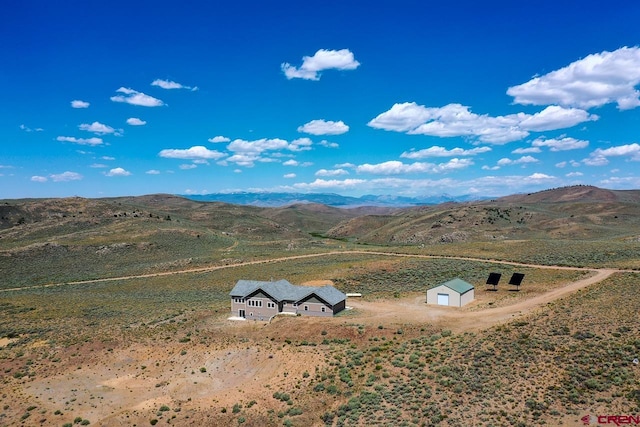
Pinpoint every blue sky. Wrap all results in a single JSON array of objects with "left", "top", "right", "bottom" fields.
[{"left": 2, "top": 1, "right": 640, "bottom": 199}]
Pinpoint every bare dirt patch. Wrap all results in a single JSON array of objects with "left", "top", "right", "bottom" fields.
[
  {"left": 0, "top": 252, "right": 620, "bottom": 426},
  {"left": 346, "top": 269, "right": 614, "bottom": 332},
  {"left": 0, "top": 337, "right": 16, "bottom": 348},
  {"left": 301, "top": 279, "right": 334, "bottom": 287},
  {"left": 19, "top": 318, "right": 325, "bottom": 426}
]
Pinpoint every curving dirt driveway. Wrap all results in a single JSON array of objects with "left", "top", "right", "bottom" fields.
[
  {"left": 1, "top": 250, "right": 621, "bottom": 332},
  {"left": 10, "top": 252, "right": 624, "bottom": 426},
  {"left": 344, "top": 268, "right": 616, "bottom": 332}
]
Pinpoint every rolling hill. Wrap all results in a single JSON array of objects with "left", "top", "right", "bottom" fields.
[
  {"left": 325, "top": 185, "right": 640, "bottom": 244},
  {"left": 2, "top": 185, "right": 640, "bottom": 284},
  {"left": 2, "top": 185, "right": 640, "bottom": 426}
]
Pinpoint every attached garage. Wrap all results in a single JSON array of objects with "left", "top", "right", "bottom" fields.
[{"left": 427, "top": 278, "right": 475, "bottom": 307}]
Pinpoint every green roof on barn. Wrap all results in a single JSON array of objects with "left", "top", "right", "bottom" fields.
[{"left": 431, "top": 278, "right": 474, "bottom": 294}]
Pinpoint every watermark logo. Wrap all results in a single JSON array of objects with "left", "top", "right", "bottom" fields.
[
  {"left": 582, "top": 414, "right": 640, "bottom": 425},
  {"left": 583, "top": 415, "right": 597, "bottom": 425}
]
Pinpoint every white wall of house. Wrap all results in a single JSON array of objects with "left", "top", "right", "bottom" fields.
[
  {"left": 298, "top": 301, "right": 332, "bottom": 317},
  {"left": 281, "top": 301, "right": 298, "bottom": 314},
  {"left": 298, "top": 295, "right": 334, "bottom": 317},
  {"left": 231, "top": 294, "right": 279, "bottom": 320},
  {"left": 460, "top": 289, "right": 474, "bottom": 306},
  {"left": 426, "top": 285, "right": 474, "bottom": 307}
]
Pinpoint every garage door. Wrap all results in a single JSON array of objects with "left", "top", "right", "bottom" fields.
[{"left": 437, "top": 293, "right": 449, "bottom": 306}]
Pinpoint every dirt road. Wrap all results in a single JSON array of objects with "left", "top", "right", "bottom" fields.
[
  {"left": 0, "top": 249, "right": 618, "bottom": 292},
  {"left": 345, "top": 268, "right": 616, "bottom": 332},
  {"left": 1, "top": 249, "right": 621, "bottom": 332},
  {"left": 9, "top": 251, "right": 625, "bottom": 426}
]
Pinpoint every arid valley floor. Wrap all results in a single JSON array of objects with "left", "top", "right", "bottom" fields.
[{"left": 1, "top": 186, "right": 640, "bottom": 426}]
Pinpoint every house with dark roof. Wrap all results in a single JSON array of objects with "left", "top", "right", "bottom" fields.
[
  {"left": 426, "top": 278, "right": 475, "bottom": 307},
  {"left": 229, "top": 279, "right": 347, "bottom": 320}
]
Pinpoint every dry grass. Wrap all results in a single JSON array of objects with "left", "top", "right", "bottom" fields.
[
  {"left": 0, "top": 252, "right": 626, "bottom": 426},
  {"left": 1, "top": 193, "right": 640, "bottom": 426}
]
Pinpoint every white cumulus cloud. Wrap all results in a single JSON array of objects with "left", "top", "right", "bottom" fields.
[
  {"left": 71, "top": 100, "right": 90, "bottom": 108},
  {"left": 159, "top": 146, "right": 226, "bottom": 160},
  {"left": 519, "top": 106, "right": 598, "bottom": 131},
  {"left": 406, "top": 104, "right": 529, "bottom": 144},
  {"left": 228, "top": 138, "right": 289, "bottom": 154},
  {"left": 31, "top": 176, "right": 48, "bottom": 182},
  {"left": 527, "top": 173, "right": 555, "bottom": 181},
  {"left": 56, "top": 136, "right": 104, "bottom": 146},
  {"left": 151, "top": 79, "right": 198, "bottom": 91},
  {"left": 369, "top": 102, "right": 597, "bottom": 144},
  {"left": 367, "top": 102, "right": 435, "bottom": 132},
  {"left": 79, "top": 121, "right": 119, "bottom": 135},
  {"left": 282, "top": 48, "right": 360, "bottom": 80},
  {"left": 315, "top": 168, "right": 349, "bottom": 177},
  {"left": 224, "top": 138, "right": 312, "bottom": 166},
  {"left": 512, "top": 147, "right": 542, "bottom": 154},
  {"left": 532, "top": 137, "right": 589, "bottom": 151},
  {"left": 298, "top": 119, "right": 349, "bottom": 135},
  {"left": 50, "top": 171, "right": 83, "bottom": 182},
  {"left": 126, "top": 117, "right": 146, "bottom": 126},
  {"left": 290, "top": 137, "right": 313, "bottom": 151},
  {"left": 284, "top": 173, "right": 297, "bottom": 179},
  {"left": 356, "top": 161, "right": 428, "bottom": 175},
  {"left": 224, "top": 153, "right": 259, "bottom": 167},
  {"left": 335, "top": 162, "right": 355, "bottom": 168},
  {"left": 105, "top": 167, "right": 131, "bottom": 177},
  {"left": 434, "top": 158, "right": 475, "bottom": 172},
  {"left": 111, "top": 87, "right": 165, "bottom": 107},
  {"left": 209, "top": 136, "right": 231, "bottom": 143},
  {"left": 356, "top": 159, "right": 473, "bottom": 175},
  {"left": 319, "top": 140, "right": 339, "bottom": 148},
  {"left": 20, "top": 124, "right": 43, "bottom": 132},
  {"left": 508, "top": 46, "right": 640, "bottom": 110},
  {"left": 583, "top": 143, "right": 640, "bottom": 166},
  {"left": 292, "top": 178, "right": 367, "bottom": 191},
  {"left": 401, "top": 146, "right": 491, "bottom": 159},
  {"left": 497, "top": 156, "right": 539, "bottom": 166}
]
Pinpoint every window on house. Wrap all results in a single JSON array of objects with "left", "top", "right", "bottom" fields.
[
  {"left": 304, "top": 305, "right": 309, "bottom": 311},
  {"left": 267, "top": 302, "right": 275, "bottom": 308},
  {"left": 321, "top": 307, "right": 326, "bottom": 312}
]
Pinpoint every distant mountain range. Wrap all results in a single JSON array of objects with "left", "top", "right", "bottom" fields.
[{"left": 182, "top": 192, "right": 485, "bottom": 207}]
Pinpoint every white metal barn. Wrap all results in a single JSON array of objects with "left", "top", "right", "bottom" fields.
[{"left": 426, "top": 278, "right": 475, "bottom": 307}]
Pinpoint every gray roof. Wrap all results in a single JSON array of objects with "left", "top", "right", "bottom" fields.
[
  {"left": 230, "top": 279, "right": 346, "bottom": 306},
  {"left": 431, "top": 278, "right": 474, "bottom": 294},
  {"left": 312, "top": 285, "right": 348, "bottom": 306}
]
